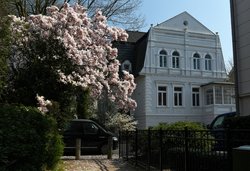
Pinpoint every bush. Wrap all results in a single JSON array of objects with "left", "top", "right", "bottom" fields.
[
  {"left": 153, "top": 121, "right": 214, "bottom": 150},
  {"left": 0, "top": 104, "right": 64, "bottom": 171}
]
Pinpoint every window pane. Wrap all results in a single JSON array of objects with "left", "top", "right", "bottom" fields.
[
  {"left": 193, "top": 88, "right": 199, "bottom": 92},
  {"left": 174, "top": 93, "right": 178, "bottom": 106},
  {"left": 215, "top": 86, "right": 222, "bottom": 104},
  {"left": 163, "top": 93, "right": 166, "bottom": 106},
  {"left": 158, "top": 93, "right": 162, "bottom": 105},
  {"left": 158, "top": 86, "right": 166, "bottom": 91},
  {"left": 173, "top": 51, "right": 179, "bottom": 56},
  {"left": 179, "top": 93, "right": 182, "bottom": 106},
  {"left": 174, "top": 87, "right": 182, "bottom": 91}
]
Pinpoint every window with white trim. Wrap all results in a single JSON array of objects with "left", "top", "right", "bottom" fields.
[
  {"left": 192, "top": 87, "right": 200, "bottom": 106},
  {"left": 172, "top": 51, "right": 180, "bottom": 68},
  {"left": 193, "top": 53, "right": 200, "bottom": 70},
  {"left": 205, "top": 54, "right": 212, "bottom": 71},
  {"left": 174, "top": 87, "right": 183, "bottom": 106},
  {"left": 159, "top": 50, "right": 167, "bottom": 67},
  {"left": 158, "top": 86, "right": 167, "bottom": 106},
  {"left": 215, "top": 86, "right": 222, "bottom": 104},
  {"left": 205, "top": 88, "right": 213, "bottom": 105}
]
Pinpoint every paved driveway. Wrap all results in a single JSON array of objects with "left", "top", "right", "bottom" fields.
[{"left": 62, "top": 155, "right": 143, "bottom": 171}]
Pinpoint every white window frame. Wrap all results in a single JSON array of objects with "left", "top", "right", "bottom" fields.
[
  {"left": 159, "top": 50, "right": 167, "bottom": 67},
  {"left": 157, "top": 85, "right": 168, "bottom": 107},
  {"left": 205, "top": 54, "right": 212, "bottom": 71},
  {"left": 192, "top": 87, "right": 200, "bottom": 107},
  {"left": 205, "top": 88, "right": 213, "bottom": 105},
  {"left": 193, "top": 53, "right": 200, "bottom": 70},
  {"left": 173, "top": 86, "right": 183, "bottom": 107},
  {"left": 172, "top": 51, "right": 180, "bottom": 69}
]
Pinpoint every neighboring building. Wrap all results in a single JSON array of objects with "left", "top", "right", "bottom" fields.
[
  {"left": 115, "top": 12, "right": 235, "bottom": 128},
  {"left": 231, "top": 0, "right": 250, "bottom": 116}
]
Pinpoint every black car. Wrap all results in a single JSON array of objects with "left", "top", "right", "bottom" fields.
[
  {"left": 208, "top": 112, "right": 236, "bottom": 151},
  {"left": 63, "top": 119, "right": 118, "bottom": 155},
  {"left": 208, "top": 112, "right": 236, "bottom": 130}
]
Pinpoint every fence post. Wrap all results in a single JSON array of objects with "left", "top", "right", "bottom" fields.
[
  {"left": 226, "top": 128, "right": 233, "bottom": 171},
  {"left": 147, "top": 128, "right": 151, "bottom": 171},
  {"left": 135, "top": 128, "right": 138, "bottom": 166},
  {"left": 159, "top": 128, "right": 163, "bottom": 171},
  {"left": 75, "top": 138, "right": 81, "bottom": 160},
  {"left": 184, "top": 127, "right": 189, "bottom": 171},
  {"left": 107, "top": 136, "right": 113, "bottom": 159}
]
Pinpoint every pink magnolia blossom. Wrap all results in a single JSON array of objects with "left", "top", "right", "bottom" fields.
[
  {"left": 36, "top": 94, "right": 52, "bottom": 114},
  {"left": 10, "top": 3, "right": 136, "bottom": 111}
]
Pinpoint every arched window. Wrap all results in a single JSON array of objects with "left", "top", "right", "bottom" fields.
[
  {"left": 193, "top": 53, "right": 200, "bottom": 70},
  {"left": 159, "top": 50, "right": 167, "bottom": 67},
  {"left": 121, "top": 60, "right": 132, "bottom": 72},
  {"left": 172, "top": 51, "right": 180, "bottom": 68},
  {"left": 205, "top": 54, "right": 212, "bottom": 70}
]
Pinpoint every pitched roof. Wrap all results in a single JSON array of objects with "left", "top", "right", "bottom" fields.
[
  {"left": 154, "top": 11, "right": 215, "bottom": 35},
  {"left": 126, "top": 31, "right": 146, "bottom": 43}
]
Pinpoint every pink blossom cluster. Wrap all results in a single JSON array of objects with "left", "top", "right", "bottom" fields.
[
  {"left": 36, "top": 94, "right": 52, "bottom": 114},
  {"left": 10, "top": 3, "right": 137, "bottom": 111}
]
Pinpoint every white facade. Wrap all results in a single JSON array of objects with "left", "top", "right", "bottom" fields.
[{"left": 131, "top": 12, "right": 235, "bottom": 128}]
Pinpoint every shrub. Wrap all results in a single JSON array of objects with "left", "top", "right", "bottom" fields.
[
  {"left": 0, "top": 104, "right": 64, "bottom": 171},
  {"left": 153, "top": 121, "right": 214, "bottom": 151}
]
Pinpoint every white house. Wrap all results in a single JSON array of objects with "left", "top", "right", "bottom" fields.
[{"left": 115, "top": 12, "right": 235, "bottom": 129}]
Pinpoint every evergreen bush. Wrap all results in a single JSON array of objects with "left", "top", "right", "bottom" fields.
[{"left": 0, "top": 104, "right": 64, "bottom": 171}]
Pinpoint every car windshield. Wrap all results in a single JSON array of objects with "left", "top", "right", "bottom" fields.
[{"left": 212, "top": 116, "right": 225, "bottom": 129}]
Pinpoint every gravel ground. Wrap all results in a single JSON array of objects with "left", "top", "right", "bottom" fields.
[{"left": 62, "top": 154, "right": 143, "bottom": 171}]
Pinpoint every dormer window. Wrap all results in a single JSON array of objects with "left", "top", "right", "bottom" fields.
[
  {"left": 193, "top": 53, "right": 200, "bottom": 70},
  {"left": 121, "top": 60, "right": 132, "bottom": 72},
  {"left": 159, "top": 50, "right": 167, "bottom": 67}
]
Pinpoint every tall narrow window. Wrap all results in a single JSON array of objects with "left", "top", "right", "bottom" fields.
[
  {"left": 193, "top": 53, "right": 200, "bottom": 70},
  {"left": 223, "top": 87, "right": 232, "bottom": 104},
  {"left": 205, "top": 54, "right": 212, "bottom": 70},
  {"left": 172, "top": 51, "right": 180, "bottom": 68},
  {"left": 205, "top": 88, "right": 213, "bottom": 105},
  {"left": 174, "top": 87, "right": 183, "bottom": 106},
  {"left": 215, "top": 86, "right": 222, "bottom": 104},
  {"left": 159, "top": 50, "right": 167, "bottom": 67},
  {"left": 158, "top": 86, "right": 167, "bottom": 106},
  {"left": 192, "top": 87, "right": 200, "bottom": 106}
]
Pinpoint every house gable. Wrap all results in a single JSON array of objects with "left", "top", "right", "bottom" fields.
[{"left": 154, "top": 11, "right": 215, "bottom": 35}]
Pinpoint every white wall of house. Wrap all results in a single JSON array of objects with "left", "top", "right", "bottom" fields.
[{"left": 133, "top": 12, "right": 235, "bottom": 128}]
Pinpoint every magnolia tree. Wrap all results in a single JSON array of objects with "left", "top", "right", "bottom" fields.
[{"left": 9, "top": 3, "right": 137, "bottom": 112}]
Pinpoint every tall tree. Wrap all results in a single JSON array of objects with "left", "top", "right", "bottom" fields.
[
  {"left": 9, "top": 3, "right": 137, "bottom": 112},
  {"left": 0, "top": 0, "right": 144, "bottom": 30}
]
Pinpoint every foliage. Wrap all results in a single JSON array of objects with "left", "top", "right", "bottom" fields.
[
  {"left": 9, "top": 3, "right": 137, "bottom": 113},
  {"left": 0, "top": 104, "right": 64, "bottom": 171},
  {"left": 0, "top": 16, "right": 11, "bottom": 102},
  {"left": 153, "top": 121, "right": 207, "bottom": 131},
  {"left": 107, "top": 112, "right": 137, "bottom": 132},
  {"left": 152, "top": 121, "right": 214, "bottom": 151},
  {"left": 0, "top": 0, "right": 144, "bottom": 30}
]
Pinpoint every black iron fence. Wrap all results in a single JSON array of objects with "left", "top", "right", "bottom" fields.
[{"left": 119, "top": 128, "right": 250, "bottom": 171}]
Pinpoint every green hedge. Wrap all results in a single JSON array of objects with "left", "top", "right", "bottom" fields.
[
  {"left": 0, "top": 104, "right": 64, "bottom": 171},
  {"left": 153, "top": 121, "right": 214, "bottom": 151}
]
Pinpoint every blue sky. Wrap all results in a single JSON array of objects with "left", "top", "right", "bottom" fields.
[{"left": 138, "top": 0, "right": 232, "bottom": 65}]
